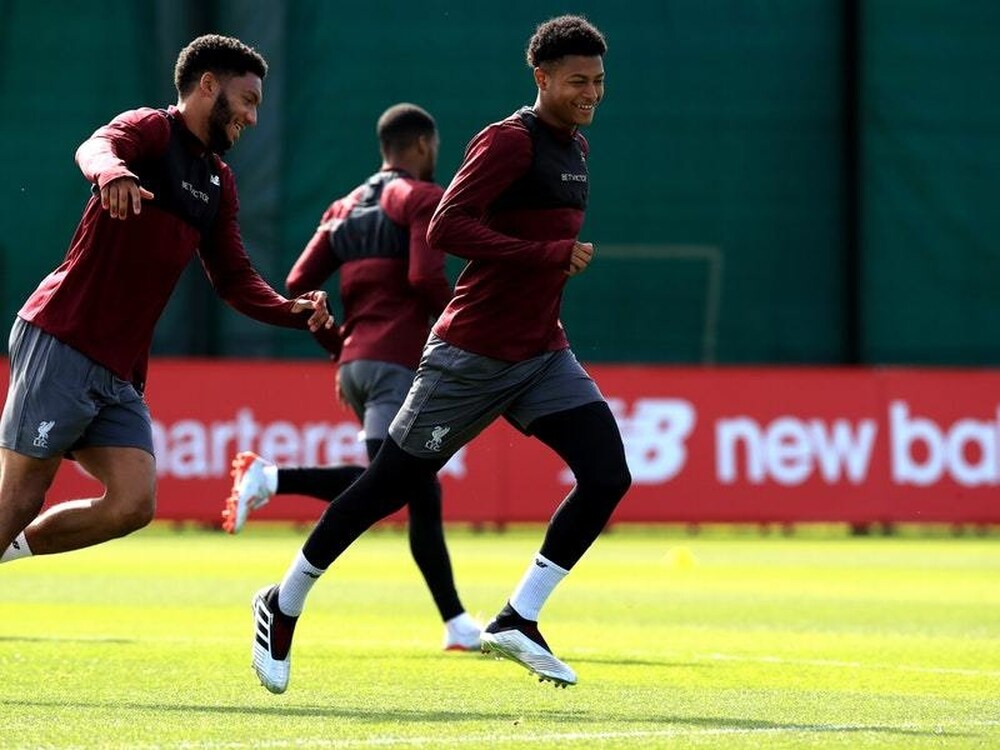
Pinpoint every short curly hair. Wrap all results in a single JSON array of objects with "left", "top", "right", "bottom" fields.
[
  {"left": 526, "top": 15, "right": 607, "bottom": 67},
  {"left": 377, "top": 103, "right": 437, "bottom": 154},
  {"left": 174, "top": 34, "right": 268, "bottom": 96}
]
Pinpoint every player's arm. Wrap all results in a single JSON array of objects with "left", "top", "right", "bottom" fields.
[
  {"left": 286, "top": 206, "right": 344, "bottom": 295},
  {"left": 396, "top": 182, "right": 452, "bottom": 316},
  {"left": 427, "top": 125, "right": 575, "bottom": 269},
  {"left": 199, "top": 167, "right": 335, "bottom": 335},
  {"left": 286, "top": 206, "right": 345, "bottom": 358},
  {"left": 75, "top": 108, "right": 164, "bottom": 219}
]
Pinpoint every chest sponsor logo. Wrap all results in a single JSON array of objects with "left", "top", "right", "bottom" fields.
[{"left": 181, "top": 180, "right": 210, "bottom": 204}]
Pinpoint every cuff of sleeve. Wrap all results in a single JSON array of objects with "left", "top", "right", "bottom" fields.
[
  {"left": 545, "top": 239, "right": 576, "bottom": 268},
  {"left": 96, "top": 167, "right": 139, "bottom": 190},
  {"left": 312, "top": 325, "right": 344, "bottom": 359}
]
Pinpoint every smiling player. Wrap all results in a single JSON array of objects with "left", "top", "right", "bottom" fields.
[{"left": 0, "top": 35, "right": 335, "bottom": 569}]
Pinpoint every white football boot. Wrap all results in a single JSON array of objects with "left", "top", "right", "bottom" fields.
[
  {"left": 223, "top": 451, "right": 274, "bottom": 533},
  {"left": 481, "top": 612, "right": 577, "bottom": 687},
  {"left": 251, "top": 585, "right": 296, "bottom": 694},
  {"left": 443, "top": 612, "right": 483, "bottom": 652}
]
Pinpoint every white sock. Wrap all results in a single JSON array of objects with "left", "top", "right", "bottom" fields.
[
  {"left": 263, "top": 465, "right": 278, "bottom": 494},
  {"left": 509, "top": 552, "right": 569, "bottom": 621},
  {"left": 276, "top": 550, "right": 326, "bottom": 617},
  {"left": 445, "top": 611, "right": 480, "bottom": 633},
  {"left": 1, "top": 532, "right": 32, "bottom": 563}
]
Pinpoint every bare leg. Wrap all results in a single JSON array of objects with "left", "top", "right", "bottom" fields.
[
  {"left": 19, "top": 446, "right": 155, "bottom": 555},
  {"left": 0, "top": 447, "right": 61, "bottom": 553}
]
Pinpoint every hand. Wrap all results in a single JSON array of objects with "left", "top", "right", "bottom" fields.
[
  {"left": 567, "top": 241, "right": 594, "bottom": 276},
  {"left": 291, "top": 290, "right": 335, "bottom": 332},
  {"left": 100, "top": 177, "right": 154, "bottom": 220}
]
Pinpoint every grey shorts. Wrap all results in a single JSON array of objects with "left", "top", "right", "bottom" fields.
[
  {"left": 0, "top": 317, "right": 154, "bottom": 459},
  {"left": 336, "top": 359, "right": 415, "bottom": 442},
  {"left": 389, "top": 334, "right": 604, "bottom": 460}
]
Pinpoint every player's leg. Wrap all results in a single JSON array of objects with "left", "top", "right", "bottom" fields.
[
  {"left": 529, "top": 400, "right": 631, "bottom": 569},
  {"left": 252, "top": 437, "right": 444, "bottom": 693},
  {"left": 401, "top": 457, "right": 481, "bottom": 650},
  {"left": 19, "top": 445, "right": 156, "bottom": 553},
  {"left": 338, "top": 360, "right": 482, "bottom": 651},
  {"left": 482, "top": 353, "right": 631, "bottom": 686},
  {"left": 223, "top": 452, "right": 364, "bottom": 533},
  {"left": 349, "top": 361, "right": 481, "bottom": 648},
  {"left": 0, "top": 318, "right": 146, "bottom": 559},
  {"left": 0, "top": 448, "right": 61, "bottom": 561},
  {"left": 16, "top": 362, "right": 160, "bottom": 554},
  {"left": 251, "top": 337, "right": 510, "bottom": 691}
]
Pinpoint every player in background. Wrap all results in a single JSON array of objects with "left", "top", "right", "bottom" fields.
[
  {"left": 223, "top": 104, "right": 481, "bottom": 652},
  {"left": 249, "top": 15, "right": 629, "bottom": 693},
  {"left": 0, "top": 35, "right": 334, "bottom": 568}
]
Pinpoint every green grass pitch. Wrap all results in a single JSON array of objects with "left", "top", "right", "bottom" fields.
[{"left": 1, "top": 524, "right": 998, "bottom": 748}]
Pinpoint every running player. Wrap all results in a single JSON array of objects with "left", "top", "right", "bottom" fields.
[
  {"left": 0, "top": 35, "right": 334, "bottom": 569},
  {"left": 250, "top": 15, "right": 629, "bottom": 693}
]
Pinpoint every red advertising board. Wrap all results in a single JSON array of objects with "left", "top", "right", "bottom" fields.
[{"left": 3, "top": 359, "right": 999, "bottom": 525}]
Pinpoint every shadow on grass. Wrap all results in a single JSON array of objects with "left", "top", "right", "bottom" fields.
[
  {"left": 0, "top": 699, "right": 589, "bottom": 723},
  {"left": 0, "top": 635, "right": 134, "bottom": 644},
  {"left": 379, "top": 652, "right": 703, "bottom": 669},
  {"left": 568, "top": 655, "right": 704, "bottom": 668},
  {"left": 0, "top": 700, "right": 971, "bottom": 738}
]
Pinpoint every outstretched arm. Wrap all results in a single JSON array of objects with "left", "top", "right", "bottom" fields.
[
  {"left": 76, "top": 108, "right": 166, "bottom": 219},
  {"left": 200, "top": 166, "right": 335, "bottom": 334}
]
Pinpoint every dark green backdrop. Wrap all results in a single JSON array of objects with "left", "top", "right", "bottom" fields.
[{"left": 2, "top": 1, "right": 997, "bottom": 365}]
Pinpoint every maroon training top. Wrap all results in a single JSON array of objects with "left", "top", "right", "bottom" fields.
[
  {"left": 428, "top": 109, "right": 589, "bottom": 362},
  {"left": 19, "top": 106, "right": 313, "bottom": 391},
  {"left": 287, "top": 171, "right": 450, "bottom": 370}
]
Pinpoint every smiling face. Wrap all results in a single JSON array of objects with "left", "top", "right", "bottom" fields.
[
  {"left": 534, "top": 54, "right": 604, "bottom": 131},
  {"left": 206, "top": 72, "right": 262, "bottom": 153}
]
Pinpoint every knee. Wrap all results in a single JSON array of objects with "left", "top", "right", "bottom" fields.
[
  {"left": 579, "top": 460, "right": 632, "bottom": 502},
  {"left": 105, "top": 489, "right": 156, "bottom": 537}
]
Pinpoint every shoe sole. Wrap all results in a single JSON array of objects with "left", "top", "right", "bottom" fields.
[
  {"left": 444, "top": 643, "right": 481, "bottom": 652},
  {"left": 481, "top": 634, "right": 575, "bottom": 688}
]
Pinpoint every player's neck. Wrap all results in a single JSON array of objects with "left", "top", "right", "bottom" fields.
[
  {"left": 531, "top": 100, "right": 579, "bottom": 136},
  {"left": 176, "top": 100, "right": 210, "bottom": 147}
]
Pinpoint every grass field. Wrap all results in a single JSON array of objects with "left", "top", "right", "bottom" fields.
[{"left": 1, "top": 523, "right": 998, "bottom": 749}]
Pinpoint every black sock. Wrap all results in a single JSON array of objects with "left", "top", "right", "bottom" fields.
[{"left": 276, "top": 465, "right": 365, "bottom": 501}]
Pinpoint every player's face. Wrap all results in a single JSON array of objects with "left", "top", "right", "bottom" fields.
[
  {"left": 207, "top": 73, "right": 262, "bottom": 153},
  {"left": 536, "top": 55, "right": 605, "bottom": 130}
]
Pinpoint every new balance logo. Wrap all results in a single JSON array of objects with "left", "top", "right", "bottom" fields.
[
  {"left": 425, "top": 425, "right": 450, "bottom": 452},
  {"left": 33, "top": 420, "right": 55, "bottom": 448}
]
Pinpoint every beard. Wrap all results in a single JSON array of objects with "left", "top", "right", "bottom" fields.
[{"left": 207, "top": 92, "right": 235, "bottom": 154}]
